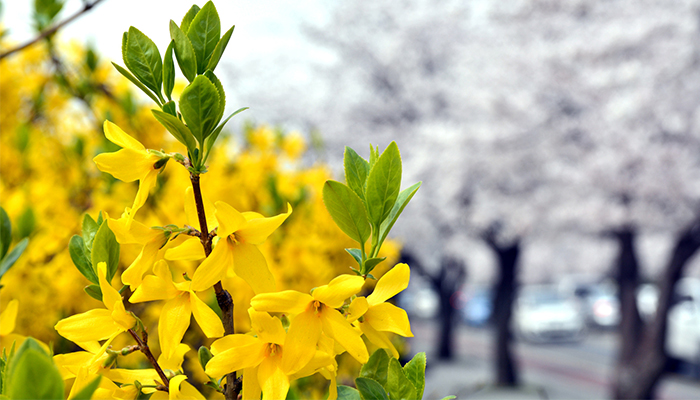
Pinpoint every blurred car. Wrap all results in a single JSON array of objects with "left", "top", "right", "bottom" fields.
[
  {"left": 571, "top": 282, "right": 620, "bottom": 329},
  {"left": 458, "top": 286, "right": 493, "bottom": 327},
  {"left": 666, "top": 277, "right": 700, "bottom": 379},
  {"left": 513, "top": 285, "right": 586, "bottom": 343},
  {"left": 636, "top": 283, "right": 659, "bottom": 321},
  {"left": 397, "top": 278, "right": 439, "bottom": 319}
]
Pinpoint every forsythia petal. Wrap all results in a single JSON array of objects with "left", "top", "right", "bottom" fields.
[
  {"left": 366, "top": 263, "right": 410, "bottom": 306},
  {"left": 364, "top": 302, "right": 413, "bottom": 337},
  {"left": 205, "top": 341, "right": 266, "bottom": 377},
  {"left": 104, "top": 120, "right": 145, "bottom": 151},
  {"left": 258, "top": 356, "right": 290, "bottom": 400},
  {"left": 0, "top": 299, "right": 18, "bottom": 336},
  {"left": 191, "top": 238, "right": 232, "bottom": 292},
  {"left": 250, "top": 291, "right": 312, "bottom": 316},
  {"left": 321, "top": 307, "right": 368, "bottom": 364},
  {"left": 281, "top": 309, "right": 322, "bottom": 375},
  {"left": 312, "top": 275, "right": 365, "bottom": 309},
  {"left": 236, "top": 203, "right": 292, "bottom": 245},
  {"left": 214, "top": 201, "right": 247, "bottom": 238},
  {"left": 158, "top": 293, "right": 192, "bottom": 359},
  {"left": 232, "top": 242, "right": 276, "bottom": 294},
  {"left": 164, "top": 237, "right": 206, "bottom": 261},
  {"left": 55, "top": 309, "right": 123, "bottom": 342},
  {"left": 190, "top": 292, "right": 225, "bottom": 338}
]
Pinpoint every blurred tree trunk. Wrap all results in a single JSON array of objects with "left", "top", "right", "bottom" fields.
[
  {"left": 485, "top": 233, "right": 521, "bottom": 387},
  {"left": 612, "top": 220, "right": 700, "bottom": 399},
  {"left": 401, "top": 252, "right": 466, "bottom": 361},
  {"left": 435, "top": 257, "right": 467, "bottom": 360}
]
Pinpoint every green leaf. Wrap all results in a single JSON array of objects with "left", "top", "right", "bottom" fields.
[
  {"left": 6, "top": 338, "right": 63, "bottom": 400},
  {"left": 337, "top": 385, "right": 361, "bottom": 400},
  {"left": 204, "top": 70, "right": 225, "bottom": 125},
  {"left": 377, "top": 182, "right": 421, "bottom": 250},
  {"left": 162, "top": 100, "right": 177, "bottom": 116},
  {"left": 369, "top": 144, "right": 379, "bottom": 169},
  {"left": 124, "top": 27, "right": 163, "bottom": 96},
  {"left": 360, "top": 349, "right": 389, "bottom": 387},
  {"left": 152, "top": 109, "right": 197, "bottom": 150},
  {"left": 203, "top": 107, "right": 248, "bottom": 161},
  {"left": 355, "top": 377, "right": 389, "bottom": 400},
  {"left": 84, "top": 284, "right": 102, "bottom": 302},
  {"left": 33, "top": 0, "right": 64, "bottom": 31},
  {"left": 180, "top": 4, "right": 200, "bottom": 34},
  {"left": 205, "top": 25, "right": 234, "bottom": 72},
  {"left": 387, "top": 358, "right": 417, "bottom": 400},
  {"left": 0, "top": 207, "right": 11, "bottom": 260},
  {"left": 112, "top": 62, "right": 162, "bottom": 106},
  {"left": 345, "top": 248, "right": 362, "bottom": 267},
  {"left": 365, "top": 142, "right": 402, "bottom": 227},
  {"left": 187, "top": 1, "right": 221, "bottom": 74},
  {"left": 6, "top": 349, "right": 63, "bottom": 399},
  {"left": 81, "top": 214, "right": 99, "bottom": 252},
  {"left": 14, "top": 208, "right": 34, "bottom": 239},
  {"left": 403, "top": 352, "right": 426, "bottom": 399},
  {"left": 169, "top": 20, "right": 197, "bottom": 82},
  {"left": 69, "top": 235, "right": 97, "bottom": 284},
  {"left": 344, "top": 147, "right": 370, "bottom": 200},
  {"left": 363, "top": 257, "right": 386, "bottom": 276},
  {"left": 0, "top": 238, "right": 28, "bottom": 279},
  {"left": 439, "top": 397, "right": 456, "bottom": 400},
  {"left": 90, "top": 221, "right": 119, "bottom": 282},
  {"left": 163, "top": 41, "right": 175, "bottom": 101},
  {"left": 179, "top": 75, "right": 220, "bottom": 143},
  {"left": 72, "top": 376, "right": 102, "bottom": 400},
  {"left": 198, "top": 346, "right": 213, "bottom": 369},
  {"left": 323, "top": 181, "right": 371, "bottom": 245}
]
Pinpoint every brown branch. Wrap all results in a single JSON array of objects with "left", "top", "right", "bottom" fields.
[
  {"left": 189, "top": 173, "right": 239, "bottom": 400},
  {"left": 0, "top": 0, "right": 107, "bottom": 60},
  {"left": 128, "top": 328, "right": 170, "bottom": 391}
]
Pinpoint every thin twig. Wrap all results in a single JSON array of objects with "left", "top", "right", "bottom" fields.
[
  {"left": 0, "top": 0, "right": 107, "bottom": 60},
  {"left": 128, "top": 328, "right": 170, "bottom": 391},
  {"left": 189, "top": 173, "right": 239, "bottom": 400}
]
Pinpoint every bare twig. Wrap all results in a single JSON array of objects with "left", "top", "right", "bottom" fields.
[
  {"left": 128, "top": 328, "right": 170, "bottom": 391},
  {"left": 0, "top": 0, "right": 107, "bottom": 60},
  {"left": 189, "top": 173, "right": 239, "bottom": 400}
]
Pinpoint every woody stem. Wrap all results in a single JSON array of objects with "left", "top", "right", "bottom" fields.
[
  {"left": 128, "top": 329, "right": 170, "bottom": 390},
  {"left": 189, "top": 173, "right": 240, "bottom": 399}
]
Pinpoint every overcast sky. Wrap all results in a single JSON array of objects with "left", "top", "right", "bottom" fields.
[{"left": 2, "top": 0, "right": 332, "bottom": 67}]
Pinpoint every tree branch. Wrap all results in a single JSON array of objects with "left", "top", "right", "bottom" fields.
[
  {"left": 128, "top": 328, "right": 170, "bottom": 391},
  {"left": 189, "top": 173, "right": 240, "bottom": 400},
  {"left": 0, "top": 0, "right": 107, "bottom": 61}
]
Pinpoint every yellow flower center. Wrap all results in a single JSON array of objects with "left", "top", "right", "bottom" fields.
[{"left": 265, "top": 343, "right": 281, "bottom": 357}]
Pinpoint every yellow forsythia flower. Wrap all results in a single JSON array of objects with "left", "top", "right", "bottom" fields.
[{"left": 251, "top": 274, "right": 369, "bottom": 364}]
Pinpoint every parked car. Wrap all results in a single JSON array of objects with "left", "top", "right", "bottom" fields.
[
  {"left": 513, "top": 285, "right": 586, "bottom": 343},
  {"left": 458, "top": 286, "right": 493, "bottom": 327},
  {"left": 572, "top": 282, "right": 620, "bottom": 329},
  {"left": 666, "top": 277, "right": 700, "bottom": 379}
]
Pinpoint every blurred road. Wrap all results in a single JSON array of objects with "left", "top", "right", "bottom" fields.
[{"left": 409, "top": 320, "right": 700, "bottom": 399}]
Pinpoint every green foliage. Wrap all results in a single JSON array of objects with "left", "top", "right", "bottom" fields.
[
  {"left": 198, "top": 345, "right": 213, "bottom": 369},
  {"left": 351, "top": 349, "right": 428, "bottom": 400},
  {"left": 186, "top": 1, "right": 221, "bottom": 74},
  {"left": 337, "top": 386, "right": 361, "bottom": 400},
  {"left": 324, "top": 143, "right": 420, "bottom": 276},
  {"left": 33, "top": 0, "right": 64, "bottom": 31},
  {"left": 179, "top": 75, "right": 220, "bottom": 144},
  {"left": 0, "top": 208, "right": 29, "bottom": 283},
  {"left": 163, "top": 41, "right": 176, "bottom": 101},
  {"left": 13, "top": 208, "right": 34, "bottom": 240},
  {"left": 206, "top": 25, "right": 234, "bottom": 71},
  {"left": 151, "top": 109, "right": 196, "bottom": 150},
  {"left": 123, "top": 27, "right": 163, "bottom": 100},
  {"left": 69, "top": 213, "right": 120, "bottom": 299},
  {"left": 169, "top": 20, "right": 197, "bottom": 82},
  {"left": 323, "top": 181, "right": 371, "bottom": 245},
  {"left": 3, "top": 338, "right": 64, "bottom": 399}
]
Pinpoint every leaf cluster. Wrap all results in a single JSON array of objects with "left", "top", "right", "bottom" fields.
[
  {"left": 337, "top": 349, "right": 431, "bottom": 400},
  {"left": 112, "top": 1, "right": 246, "bottom": 173},
  {"left": 323, "top": 142, "right": 421, "bottom": 276},
  {"left": 0, "top": 208, "right": 29, "bottom": 290},
  {"left": 68, "top": 213, "right": 120, "bottom": 301}
]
